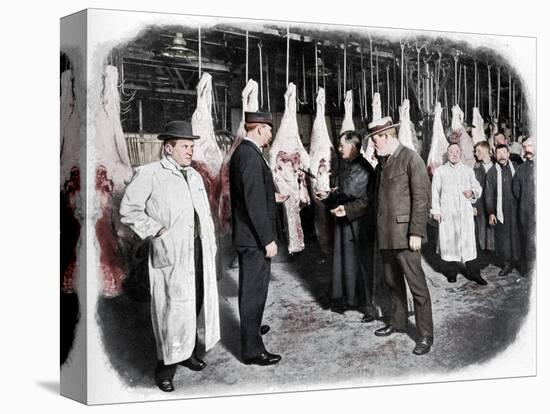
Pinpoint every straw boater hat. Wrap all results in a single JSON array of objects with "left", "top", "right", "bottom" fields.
[
  {"left": 244, "top": 111, "right": 273, "bottom": 128},
  {"left": 366, "top": 116, "right": 400, "bottom": 138},
  {"left": 157, "top": 120, "right": 200, "bottom": 140}
]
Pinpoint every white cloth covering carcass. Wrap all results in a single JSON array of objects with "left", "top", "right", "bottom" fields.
[
  {"left": 191, "top": 72, "right": 224, "bottom": 227},
  {"left": 450, "top": 105, "right": 476, "bottom": 168},
  {"left": 430, "top": 161, "right": 482, "bottom": 262},
  {"left": 269, "top": 82, "right": 311, "bottom": 254},
  {"left": 340, "top": 90, "right": 355, "bottom": 133},
  {"left": 218, "top": 79, "right": 258, "bottom": 234},
  {"left": 471, "top": 107, "right": 486, "bottom": 144},
  {"left": 94, "top": 65, "right": 133, "bottom": 194},
  {"left": 119, "top": 157, "right": 220, "bottom": 364},
  {"left": 309, "top": 87, "right": 334, "bottom": 253},
  {"left": 427, "top": 102, "right": 449, "bottom": 176},
  {"left": 398, "top": 99, "right": 419, "bottom": 152}
]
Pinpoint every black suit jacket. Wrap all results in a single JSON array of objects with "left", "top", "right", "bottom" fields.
[{"left": 230, "top": 139, "right": 279, "bottom": 248}]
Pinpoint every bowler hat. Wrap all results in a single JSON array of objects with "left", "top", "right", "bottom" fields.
[
  {"left": 244, "top": 111, "right": 273, "bottom": 127},
  {"left": 157, "top": 120, "right": 200, "bottom": 140},
  {"left": 366, "top": 116, "right": 400, "bottom": 138}
]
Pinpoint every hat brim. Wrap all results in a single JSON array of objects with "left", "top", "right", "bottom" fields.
[
  {"left": 365, "top": 122, "right": 400, "bottom": 138},
  {"left": 157, "top": 133, "right": 201, "bottom": 140}
]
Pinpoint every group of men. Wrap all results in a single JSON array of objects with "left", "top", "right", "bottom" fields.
[
  {"left": 432, "top": 133, "right": 536, "bottom": 285},
  {"left": 119, "top": 111, "right": 535, "bottom": 393}
]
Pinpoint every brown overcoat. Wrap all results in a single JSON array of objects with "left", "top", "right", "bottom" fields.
[{"left": 376, "top": 144, "right": 431, "bottom": 250}]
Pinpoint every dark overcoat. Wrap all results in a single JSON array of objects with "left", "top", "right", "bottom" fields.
[
  {"left": 484, "top": 161, "right": 521, "bottom": 262},
  {"left": 325, "top": 155, "right": 375, "bottom": 307},
  {"left": 473, "top": 162, "right": 495, "bottom": 251}
]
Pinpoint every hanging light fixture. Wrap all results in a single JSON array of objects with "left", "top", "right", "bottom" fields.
[{"left": 162, "top": 32, "right": 196, "bottom": 59}]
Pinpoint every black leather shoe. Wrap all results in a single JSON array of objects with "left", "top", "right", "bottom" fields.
[
  {"left": 361, "top": 314, "right": 376, "bottom": 323},
  {"left": 447, "top": 275, "right": 457, "bottom": 283},
  {"left": 498, "top": 264, "right": 513, "bottom": 276},
  {"left": 178, "top": 355, "right": 206, "bottom": 371},
  {"left": 412, "top": 337, "right": 433, "bottom": 355},
  {"left": 243, "top": 351, "right": 281, "bottom": 366},
  {"left": 156, "top": 378, "right": 174, "bottom": 392},
  {"left": 374, "top": 325, "right": 404, "bottom": 337},
  {"left": 473, "top": 276, "right": 488, "bottom": 286},
  {"left": 260, "top": 324, "right": 270, "bottom": 335}
]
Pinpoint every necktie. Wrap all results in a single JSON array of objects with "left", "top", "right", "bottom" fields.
[{"left": 180, "top": 169, "right": 201, "bottom": 238}]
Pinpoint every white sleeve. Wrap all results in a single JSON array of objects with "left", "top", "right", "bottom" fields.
[{"left": 119, "top": 167, "right": 163, "bottom": 239}]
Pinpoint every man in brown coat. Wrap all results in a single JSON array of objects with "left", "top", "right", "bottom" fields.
[{"left": 368, "top": 117, "right": 434, "bottom": 355}]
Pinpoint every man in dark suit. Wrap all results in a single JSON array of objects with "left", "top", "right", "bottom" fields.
[
  {"left": 368, "top": 117, "right": 434, "bottom": 356},
  {"left": 229, "top": 111, "right": 284, "bottom": 366}
]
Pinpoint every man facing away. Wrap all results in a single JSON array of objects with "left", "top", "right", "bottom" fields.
[
  {"left": 368, "top": 116, "right": 434, "bottom": 356},
  {"left": 120, "top": 121, "right": 220, "bottom": 392},
  {"left": 512, "top": 136, "right": 536, "bottom": 277},
  {"left": 484, "top": 144, "right": 521, "bottom": 276},
  {"left": 229, "top": 111, "right": 286, "bottom": 366},
  {"left": 431, "top": 143, "right": 487, "bottom": 285}
]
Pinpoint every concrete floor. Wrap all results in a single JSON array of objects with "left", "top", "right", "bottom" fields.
[{"left": 96, "top": 229, "right": 532, "bottom": 399}]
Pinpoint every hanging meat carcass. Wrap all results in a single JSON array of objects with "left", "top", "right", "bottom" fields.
[
  {"left": 427, "top": 102, "right": 449, "bottom": 176},
  {"left": 309, "top": 87, "right": 334, "bottom": 254},
  {"left": 450, "top": 104, "right": 475, "bottom": 168},
  {"left": 269, "top": 82, "right": 311, "bottom": 254},
  {"left": 191, "top": 72, "right": 224, "bottom": 228},
  {"left": 371, "top": 92, "right": 382, "bottom": 122},
  {"left": 95, "top": 65, "right": 133, "bottom": 193},
  {"left": 471, "top": 107, "right": 487, "bottom": 144},
  {"left": 94, "top": 64, "right": 134, "bottom": 297},
  {"left": 218, "top": 79, "right": 258, "bottom": 234},
  {"left": 362, "top": 92, "right": 382, "bottom": 169},
  {"left": 60, "top": 69, "right": 82, "bottom": 295},
  {"left": 340, "top": 90, "right": 355, "bottom": 133},
  {"left": 398, "top": 99, "right": 420, "bottom": 152},
  {"left": 61, "top": 70, "right": 81, "bottom": 188}
]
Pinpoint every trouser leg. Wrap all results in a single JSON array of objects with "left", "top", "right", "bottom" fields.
[
  {"left": 331, "top": 226, "right": 344, "bottom": 302},
  {"left": 380, "top": 250, "right": 408, "bottom": 331},
  {"left": 193, "top": 237, "right": 204, "bottom": 355},
  {"left": 395, "top": 249, "right": 434, "bottom": 339},
  {"left": 237, "top": 246, "right": 271, "bottom": 360}
]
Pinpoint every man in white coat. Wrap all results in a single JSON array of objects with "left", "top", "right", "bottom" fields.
[
  {"left": 431, "top": 143, "right": 487, "bottom": 285},
  {"left": 120, "top": 121, "right": 220, "bottom": 392}
]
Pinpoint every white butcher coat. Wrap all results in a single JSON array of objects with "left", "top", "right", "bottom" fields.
[
  {"left": 431, "top": 161, "right": 482, "bottom": 262},
  {"left": 120, "top": 156, "right": 220, "bottom": 364}
]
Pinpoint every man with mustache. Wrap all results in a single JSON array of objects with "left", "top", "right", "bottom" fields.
[
  {"left": 484, "top": 144, "right": 521, "bottom": 276},
  {"left": 512, "top": 136, "right": 536, "bottom": 277}
]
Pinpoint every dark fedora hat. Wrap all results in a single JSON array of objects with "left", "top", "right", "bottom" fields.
[
  {"left": 244, "top": 111, "right": 273, "bottom": 127},
  {"left": 157, "top": 120, "right": 200, "bottom": 140},
  {"left": 366, "top": 116, "right": 400, "bottom": 138}
]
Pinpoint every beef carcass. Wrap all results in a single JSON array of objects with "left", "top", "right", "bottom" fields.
[
  {"left": 94, "top": 65, "right": 133, "bottom": 194},
  {"left": 427, "top": 102, "right": 449, "bottom": 176},
  {"left": 95, "top": 166, "right": 125, "bottom": 297},
  {"left": 450, "top": 104, "right": 475, "bottom": 168},
  {"left": 309, "top": 88, "right": 334, "bottom": 253},
  {"left": 371, "top": 92, "right": 382, "bottom": 122},
  {"left": 398, "top": 99, "right": 420, "bottom": 152},
  {"left": 340, "top": 90, "right": 355, "bottom": 133},
  {"left": 471, "top": 107, "right": 487, "bottom": 144},
  {"left": 269, "top": 82, "right": 311, "bottom": 254},
  {"left": 361, "top": 92, "right": 384, "bottom": 169},
  {"left": 218, "top": 79, "right": 258, "bottom": 234},
  {"left": 60, "top": 69, "right": 81, "bottom": 188},
  {"left": 191, "top": 72, "right": 224, "bottom": 228},
  {"left": 93, "top": 65, "right": 135, "bottom": 297}
]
